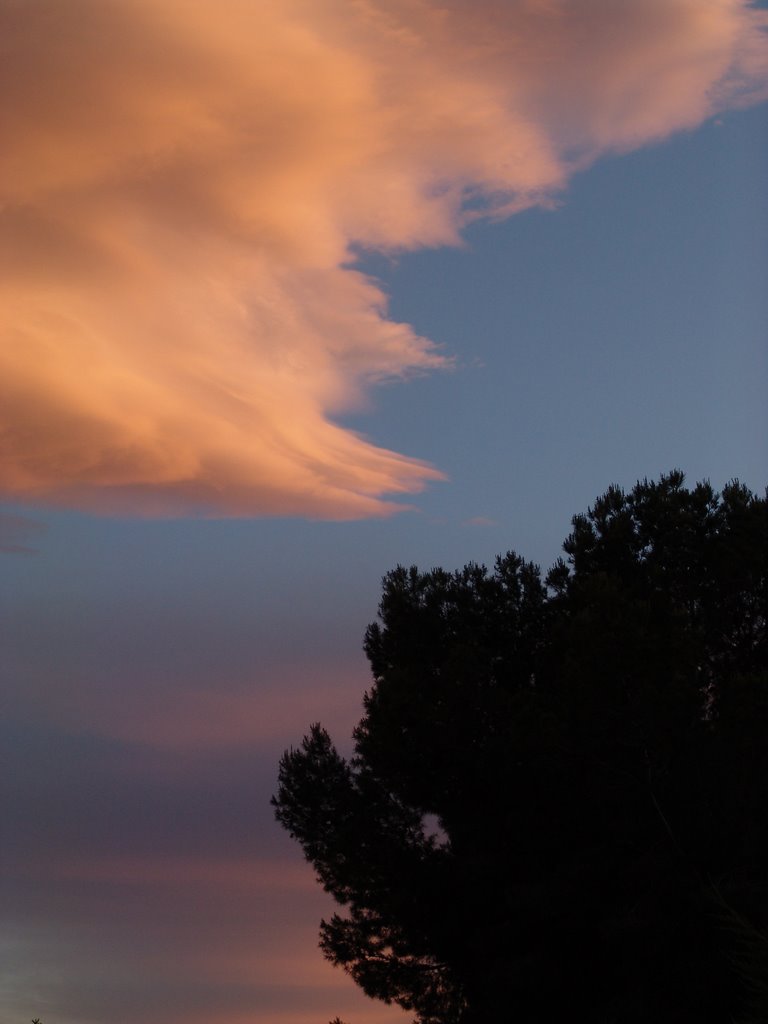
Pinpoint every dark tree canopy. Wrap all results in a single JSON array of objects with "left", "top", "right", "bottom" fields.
[{"left": 273, "top": 472, "right": 768, "bottom": 1024}]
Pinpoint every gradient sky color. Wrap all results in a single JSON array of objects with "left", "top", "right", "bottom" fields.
[{"left": 2, "top": 2, "right": 767, "bottom": 1023}]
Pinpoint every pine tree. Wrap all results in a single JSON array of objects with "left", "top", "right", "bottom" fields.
[{"left": 274, "top": 473, "right": 768, "bottom": 1023}]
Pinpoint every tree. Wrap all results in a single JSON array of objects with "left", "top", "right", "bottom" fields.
[{"left": 273, "top": 472, "right": 768, "bottom": 1023}]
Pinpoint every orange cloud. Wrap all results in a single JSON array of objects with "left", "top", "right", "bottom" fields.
[{"left": 1, "top": 0, "right": 766, "bottom": 517}]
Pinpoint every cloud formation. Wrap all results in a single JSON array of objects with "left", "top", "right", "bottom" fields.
[
  {"left": 2, "top": 0, "right": 766, "bottom": 517},
  {"left": 3, "top": 713, "right": 402, "bottom": 1024},
  {"left": 0, "top": 512, "right": 46, "bottom": 553}
]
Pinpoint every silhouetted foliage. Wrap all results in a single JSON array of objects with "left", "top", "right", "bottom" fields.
[{"left": 273, "top": 472, "right": 768, "bottom": 1023}]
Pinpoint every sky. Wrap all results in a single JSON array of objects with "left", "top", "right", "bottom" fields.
[{"left": 1, "top": 2, "right": 767, "bottom": 1023}]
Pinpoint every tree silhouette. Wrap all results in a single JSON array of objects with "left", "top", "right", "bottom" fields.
[{"left": 274, "top": 472, "right": 768, "bottom": 1023}]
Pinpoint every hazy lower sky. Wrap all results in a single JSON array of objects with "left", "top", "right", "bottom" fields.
[{"left": 2, "top": 2, "right": 767, "bottom": 1023}]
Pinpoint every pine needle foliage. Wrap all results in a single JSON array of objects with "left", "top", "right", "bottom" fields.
[{"left": 274, "top": 473, "right": 768, "bottom": 1023}]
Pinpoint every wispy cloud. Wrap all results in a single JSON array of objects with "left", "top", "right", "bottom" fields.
[
  {"left": 1, "top": 0, "right": 766, "bottom": 517},
  {"left": 0, "top": 512, "right": 46, "bottom": 554},
  {"left": 2, "top": 715, "right": 401, "bottom": 1024}
]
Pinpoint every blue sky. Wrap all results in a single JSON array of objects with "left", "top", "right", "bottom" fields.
[{"left": 353, "top": 103, "right": 767, "bottom": 556}]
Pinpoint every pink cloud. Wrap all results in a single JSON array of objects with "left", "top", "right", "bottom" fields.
[
  {"left": 13, "top": 852, "right": 317, "bottom": 890},
  {"left": 6, "top": 851, "right": 406, "bottom": 1024},
  {"left": 1, "top": 0, "right": 766, "bottom": 517},
  {"left": 83, "top": 677, "right": 369, "bottom": 753},
  {"left": 463, "top": 515, "right": 499, "bottom": 528},
  {"left": 7, "top": 659, "right": 370, "bottom": 753}
]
